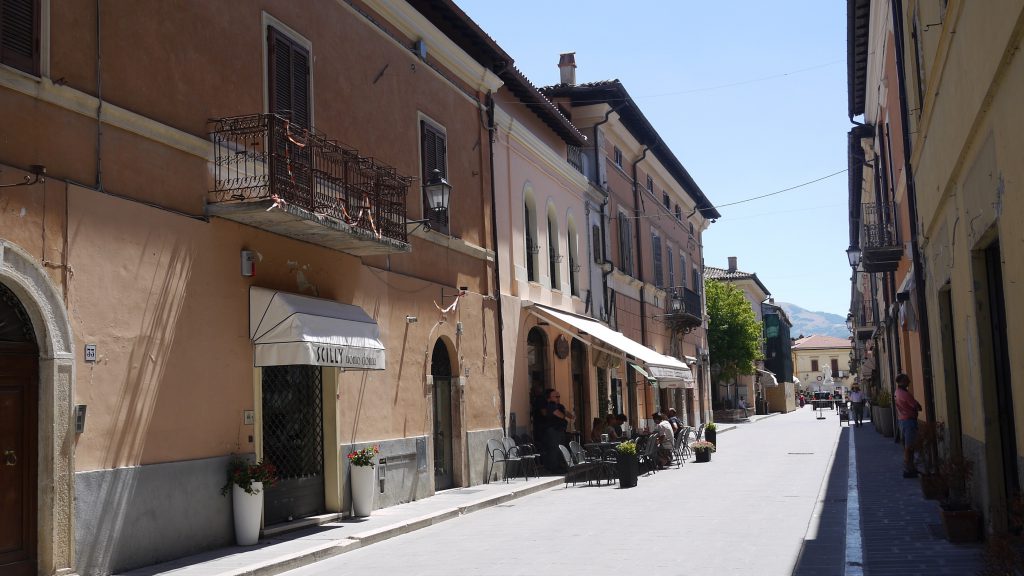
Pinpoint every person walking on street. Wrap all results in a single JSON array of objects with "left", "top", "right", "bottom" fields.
[
  {"left": 895, "top": 373, "right": 923, "bottom": 478},
  {"left": 849, "top": 385, "right": 866, "bottom": 427}
]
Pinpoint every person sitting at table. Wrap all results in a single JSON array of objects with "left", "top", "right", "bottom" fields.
[
  {"left": 667, "top": 408, "right": 683, "bottom": 433},
  {"left": 590, "top": 417, "right": 606, "bottom": 442},
  {"left": 614, "top": 413, "right": 629, "bottom": 438},
  {"left": 602, "top": 413, "right": 621, "bottom": 440},
  {"left": 653, "top": 412, "right": 674, "bottom": 468}
]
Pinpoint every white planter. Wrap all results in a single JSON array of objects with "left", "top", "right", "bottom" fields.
[
  {"left": 232, "top": 482, "right": 263, "bottom": 546},
  {"left": 350, "top": 465, "right": 376, "bottom": 517}
]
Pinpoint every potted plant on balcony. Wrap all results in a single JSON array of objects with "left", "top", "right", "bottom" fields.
[
  {"left": 938, "top": 454, "right": 981, "bottom": 543},
  {"left": 348, "top": 445, "right": 380, "bottom": 517},
  {"left": 692, "top": 440, "right": 716, "bottom": 463},
  {"left": 704, "top": 422, "right": 718, "bottom": 446},
  {"left": 221, "top": 456, "right": 278, "bottom": 546},
  {"left": 615, "top": 441, "right": 639, "bottom": 488}
]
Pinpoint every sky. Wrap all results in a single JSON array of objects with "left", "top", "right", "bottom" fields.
[{"left": 456, "top": 0, "right": 853, "bottom": 316}]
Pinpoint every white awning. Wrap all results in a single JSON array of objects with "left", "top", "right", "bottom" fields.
[
  {"left": 757, "top": 369, "right": 779, "bottom": 387},
  {"left": 530, "top": 305, "right": 692, "bottom": 385},
  {"left": 249, "top": 286, "right": 386, "bottom": 370}
]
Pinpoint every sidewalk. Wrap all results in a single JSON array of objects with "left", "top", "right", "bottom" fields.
[
  {"left": 118, "top": 413, "right": 776, "bottom": 576},
  {"left": 792, "top": 410, "right": 985, "bottom": 576}
]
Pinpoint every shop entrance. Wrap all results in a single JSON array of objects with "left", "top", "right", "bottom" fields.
[
  {"left": 0, "top": 284, "right": 38, "bottom": 576},
  {"left": 262, "top": 365, "right": 325, "bottom": 525}
]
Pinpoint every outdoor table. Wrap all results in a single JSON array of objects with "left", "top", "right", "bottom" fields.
[{"left": 584, "top": 441, "right": 621, "bottom": 461}]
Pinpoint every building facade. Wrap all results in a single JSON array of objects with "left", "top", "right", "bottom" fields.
[
  {"left": 0, "top": 1, "right": 514, "bottom": 573},
  {"left": 848, "top": 0, "right": 1024, "bottom": 534},
  {"left": 792, "top": 336, "right": 854, "bottom": 396},
  {"left": 543, "top": 71, "right": 720, "bottom": 431}
]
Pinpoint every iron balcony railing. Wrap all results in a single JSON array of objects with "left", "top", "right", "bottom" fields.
[
  {"left": 664, "top": 286, "right": 703, "bottom": 332},
  {"left": 861, "top": 202, "right": 900, "bottom": 249},
  {"left": 210, "top": 113, "right": 412, "bottom": 244}
]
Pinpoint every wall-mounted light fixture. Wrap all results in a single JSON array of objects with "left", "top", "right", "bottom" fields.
[
  {"left": 406, "top": 315, "right": 418, "bottom": 324},
  {"left": 406, "top": 169, "right": 451, "bottom": 233},
  {"left": 846, "top": 245, "right": 862, "bottom": 268}
]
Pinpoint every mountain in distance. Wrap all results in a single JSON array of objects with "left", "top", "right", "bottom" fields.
[{"left": 777, "top": 302, "right": 848, "bottom": 339}]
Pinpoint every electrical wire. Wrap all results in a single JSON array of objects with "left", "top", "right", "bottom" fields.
[{"left": 714, "top": 169, "right": 848, "bottom": 209}]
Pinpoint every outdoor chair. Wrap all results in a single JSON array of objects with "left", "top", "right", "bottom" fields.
[
  {"left": 677, "top": 426, "right": 693, "bottom": 462},
  {"left": 636, "top": 435, "right": 660, "bottom": 475},
  {"left": 670, "top": 428, "right": 688, "bottom": 468},
  {"left": 558, "top": 445, "right": 602, "bottom": 487},
  {"left": 503, "top": 437, "right": 539, "bottom": 478},
  {"left": 486, "top": 437, "right": 523, "bottom": 483},
  {"left": 570, "top": 440, "right": 617, "bottom": 484},
  {"left": 694, "top": 423, "right": 705, "bottom": 442}
]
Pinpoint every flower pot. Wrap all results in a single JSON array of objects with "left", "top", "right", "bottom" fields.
[
  {"left": 705, "top": 428, "right": 717, "bottom": 446},
  {"left": 695, "top": 449, "right": 712, "bottom": 463},
  {"left": 617, "top": 454, "right": 639, "bottom": 488},
  {"left": 940, "top": 507, "right": 981, "bottom": 543},
  {"left": 350, "top": 464, "right": 376, "bottom": 517},
  {"left": 232, "top": 482, "right": 263, "bottom": 546},
  {"left": 920, "top": 474, "right": 948, "bottom": 501},
  {"left": 876, "top": 407, "right": 894, "bottom": 437}
]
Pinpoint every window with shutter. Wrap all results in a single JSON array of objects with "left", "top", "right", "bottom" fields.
[
  {"left": 0, "top": 0, "right": 40, "bottom": 75},
  {"left": 420, "top": 120, "right": 448, "bottom": 232},
  {"left": 591, "top": 224, "right": 602, "bottom": 264},
  {"left": 525, "top": 200, "right": 536, "bottom": 282},
  {"left": 617, "top": 212, "right": 632, "bottom": 276},
  {"left": 679, "top": 255, "right": 687, "bottom": 289},
  {"left": 651, "top": 231, "right": 663, "bottom": 288},
  {"left": 666, "top": 246, "right": 674, "bottom": 290},
  {"left": 267, "top": 26, "right": 310, "bottom": 128}
]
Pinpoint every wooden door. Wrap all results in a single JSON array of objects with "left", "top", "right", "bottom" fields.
[{"left": 0, "top": 345, "right": 38, "bottom": 576}]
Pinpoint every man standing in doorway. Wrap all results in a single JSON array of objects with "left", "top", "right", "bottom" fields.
[{"left": 895, "top": 373, "right": 923, "bottom": 478}]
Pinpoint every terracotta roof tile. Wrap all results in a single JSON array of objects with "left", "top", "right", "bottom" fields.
[{"left": 792, "top": 335, "right": 852, "bottom": 350}]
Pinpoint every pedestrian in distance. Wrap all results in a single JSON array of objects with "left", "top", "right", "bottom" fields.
[
  {"left": 667, "top": 408, "right": 683, "bottom": 433},
  {"left": 848, "top": 385, "right": 866, "bottom": 427},
  {"left": 895, "top": 373, "right": 923, "bottom": 478}
]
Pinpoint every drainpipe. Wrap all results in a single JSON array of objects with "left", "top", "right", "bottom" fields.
[
  {"left": 631, "top": 144, "right": 653, "bottom": 345},
  {"left": 889, "top": 0, "right": 935, "bottom": 424},
  {"left": 593, "top": 104, "right": 625, "bottom": 327},
  {"left": 485, "top": 92, "right": 508, "bottom": 435}
]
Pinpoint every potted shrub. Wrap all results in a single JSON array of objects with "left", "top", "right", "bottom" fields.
[
  {"left": 913, "top": 421, "right": 947, "bottom": 500},
  {"left": 938, "top": 454, "right": 981, "bottom": 543},
  {"left": 615, "top": 441, "right": 639, "bottom": 488},
  {"left": 704, "top": 422, "right": 718, "bottom": 446},
  {"left": 872, "top": 388, "right": 894, "bottom": 437},
  {"left": 221, "top": 456, "right": 278, "bottom": 546},
  {"left": 692, "top": 440, "right": 716, "bottom": 463},
  {"left": 347, "top": 445, "right": 380, "bottom": 517}
]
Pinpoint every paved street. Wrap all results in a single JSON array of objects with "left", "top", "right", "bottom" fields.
[{"left": 284, "top": 408, "right": 845, "bottom": 576}]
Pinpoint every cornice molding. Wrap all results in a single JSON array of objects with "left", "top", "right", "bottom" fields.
[
  {"left": 494, "top": 105, "right": 588, "bottom": 191},
  {"left": 358, "top": 0, "right": 504, "bottom": 94}
]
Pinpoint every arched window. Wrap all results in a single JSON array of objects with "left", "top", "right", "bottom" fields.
[
  {"left": 567, "top": 217, "right": 579, "bottom": 297},
  {"left": 547, "top": 206, "right": 560, "bottom": 290},
  {"left": 524, "top": 189, "right": 538, "bottom": 282}
]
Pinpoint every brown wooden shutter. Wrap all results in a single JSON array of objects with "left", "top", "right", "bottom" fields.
[
  {"left": 0, "top": 0, "right": 39, "bottom": 75},
  {"left": 267, "top": 26, "right": 310, "bottom": 128},
  {"left": 420, "top": 121, "right": 446, "bottom": 180}
]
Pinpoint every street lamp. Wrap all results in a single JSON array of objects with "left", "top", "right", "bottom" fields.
[
  {"left": 407, "top": 169, "right": 451, "bottom": 232},
  {"left": 846, "top": 313, "right": 855, "bottom": 333},
  {"left": 846, "top": 245, "right": 862, "bottom": 268}
]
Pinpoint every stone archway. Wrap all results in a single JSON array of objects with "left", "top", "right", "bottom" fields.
[{"left": 0, "top": 240, "right": 76, "bottom": 576}]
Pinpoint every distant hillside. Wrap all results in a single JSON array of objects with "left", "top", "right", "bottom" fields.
[{"left": 777, "top": 302, "right": 848, "bottom": 339}]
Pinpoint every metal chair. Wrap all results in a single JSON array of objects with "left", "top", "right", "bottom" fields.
[
  {"left": 677, "top": 426, "right": 693, "bottom": 462},
  {"left": 558, "top": 445, "right": 601, "bottom": 487},
  {"left": 503, "top": 437, "right": 539, "bottom": 478},
  {"left": 486, "top": 437, "right": 522, "bottom": 483}
]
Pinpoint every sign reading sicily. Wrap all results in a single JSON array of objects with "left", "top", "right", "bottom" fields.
[{"left": 315, "top": 345, "right": 382, "bottom": 369}]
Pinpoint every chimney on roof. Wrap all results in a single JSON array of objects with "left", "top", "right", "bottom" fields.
[
  {"left": 558, "top": 52, "right": 576, "bottom": 86},
  {"left": 728, "top": 256, "right": 737, "bottom": 272}
]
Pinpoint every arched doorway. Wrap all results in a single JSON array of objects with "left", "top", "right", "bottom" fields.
[
  {"left": 431, "top": 339, "right": 454, "bottom": 490},
  {"left": 526, "top": 327, "right": 549, "bottom": 443},
  {"left": 0, "top": 241, "right": 75, "bottom": 576},
  {"left": 0, "top": 282, "right": 39, "bottom": 576}
]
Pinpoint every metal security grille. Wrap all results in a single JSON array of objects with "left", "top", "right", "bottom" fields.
[{"left": 262, "top": 366, "right": 324, "bottom": 525}]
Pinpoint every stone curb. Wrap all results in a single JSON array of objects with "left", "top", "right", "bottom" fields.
[{"left": 210, "top": 476, "right": 565, "bottom": 576}]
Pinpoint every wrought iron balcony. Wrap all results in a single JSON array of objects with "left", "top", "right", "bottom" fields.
[
  {"left": 663, "top": 287, "right": 703, "bottom": 333},
  {"left": 208, "top": 114, "right": 412, "bottom": 255},
  {"left": 859, "top": 202, "right": 902, "bottom": 272}
]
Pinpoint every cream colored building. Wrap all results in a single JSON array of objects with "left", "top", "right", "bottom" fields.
[{"left": 792, "top": 336, "right": 853, "bottom": 395}]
